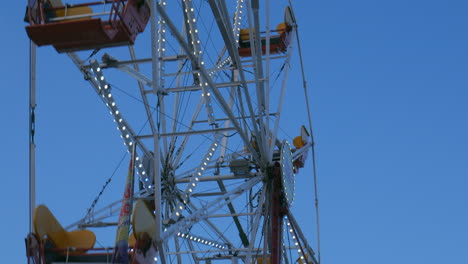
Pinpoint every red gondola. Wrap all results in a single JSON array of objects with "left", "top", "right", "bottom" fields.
[{"left": 25, "top": 0, "right": 150, "bottom": 53}]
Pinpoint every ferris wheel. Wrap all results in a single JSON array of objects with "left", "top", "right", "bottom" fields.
[{"left": 25, "top": 0, "right": 320, "bottom": 263}]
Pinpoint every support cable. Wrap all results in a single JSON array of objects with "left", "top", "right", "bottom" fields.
[{"left": 289, "top": 1, "right": 322, "bottom": 263}]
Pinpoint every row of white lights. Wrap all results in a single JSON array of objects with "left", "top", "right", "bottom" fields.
[
  {"left": 286, "top": 217, "right": 306, "bottom": 261},
  {"left": 90, "top": 60, "right": 153, "bottom": 192},
  {"left": 208, "top": 57, "right": 232, "bottom": 79},
  {"left": 281, "top": 141, "right": 295, "bottom": 205},
  {"left": 177, "top": 232, "right": 227, "bottom": 249},
  {"left": 169, "top": 132, "right": 223, "bottom": 221},
  {"left": 157, "top": 1, "right": 167, "bottom": 89},
  {"left": 233, "top": 0, "right": 245, "bottom": 44},
  {"left": 183, "top": 0, "right": 217, "bottom": 125}
]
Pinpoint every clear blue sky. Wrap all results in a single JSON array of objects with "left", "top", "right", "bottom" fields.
[{"left": 1, "top": 0, "right": 467, "bottom": 263}]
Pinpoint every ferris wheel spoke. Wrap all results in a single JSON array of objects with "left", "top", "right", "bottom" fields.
[
  {"left": 157, "top": 3, "right": 260, "bottom": 163},
  {"left": 158, "top": 95, "right": 170, "bottom": 158},
  {"left": 218, "top": 86, "right": 237, "bottom": 158},
  {"left": 267, "top": 44, "right": 295, "bottom": 162},
  {"left": 171, "top": 98, "right": 204, "bottom": 168},
  {"left": 128, "top": 46, "right": 158, "bottom": 136},
  {"left": 168, "top": 47, "right": 188, "bottom": 163},
  {"left": 186, "top": 239, "right": 200, "bottom": 264},
  {"left": 245, "top": 182, "right": 268, "bottom": 263},
  {"left": 67, "top": 53, "right": 163, "bottom": 192},
  {"left": 174, "top": 236, "right": 183, "bottom": 264},
  {"left": 208, "top": 0, "right": 264, "bottom": 156},
  {"left": 244, "top": 0, "right": 271, "bottom": 162},
  {"left": 187, "top": 203, "right": 234, "bottom": 248},
  {"left": 286, "top": 212, "right": 319, "bottom": 264},
  {"left": 161, "top": 175, "right": 262, "bottom": 242},
  {"left": 206, "top": 0, "right": 238, "bottom": 62},
  {"left": 216, "top": 179, "right": 250, "bottom": 247},
  {"left": 165, "top": 133, "right": 224, "bottom": 224}
]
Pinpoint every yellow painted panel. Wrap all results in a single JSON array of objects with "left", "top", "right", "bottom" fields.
[
  {"left": 54, "top": 6, "right": 93, "bottom": 20},
  {"left": 293, "top": 136, "right": 305, "bottom": 148},
  {"left": 66, "top": 230, "right": 96, "bottom": 249},
  {"left": 33, "top": 204, "right": 68, "bottom": 247},
  {"left": 257, "top": 258, "right": 271, "bottom": 264},
  {"left": 33, "top": 205, "right": 96, "bottom": 250},
  {"left": 276, "top": 22, "right": 287, "bottom": 33},
  {"left": 240, "top": 28, "right": 251, "bottom": 41}
]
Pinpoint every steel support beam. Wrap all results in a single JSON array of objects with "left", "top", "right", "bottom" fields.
[
  {"left": 128, "top": 46, "right": 157, "bottom": 136},
  {"left": 149, "top": 0, "right": 166, "bottom": 263},
  {"left": 287, "top": 212, "right": 319, "bottom": 264},
  {"left": 164, "top": 80, "right": 256, "bottom": 93},
  {"left": 156, "top": 2, "right": 260, "bottom": 163},
  {"left": 136, "top": 127, "right": 236, "bottom": 138},
  {"left": 161, "top": 176, "right": 263, "bottom": 241},
  {"left": 207, "top": 0, "right": 263, "bottom": 162},
  {"left": 174, "top": 173, "right": 254, "bottom": 183}
]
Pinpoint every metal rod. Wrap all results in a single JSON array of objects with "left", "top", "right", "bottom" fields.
[
  {"left": 268, "top": 39, "right": 295, "bottom": 161},
  {"left": 96, "top": 55, "right": 189, "bottom": 68},
  {"left": 220, "top": 0, "right": 263, "bottom": 160},
  {"left": 207, "top": 0, "right": 262, "bottom": 161},
  {"left": 150, "top": 0, "right": 165, "bottom": 263},
  {"left": 193, "top": 113, "right": 277, "bottom": 124},
  {"left": 293, "top": 6, "right": 322, "bottom": 261},
  {"left": 136, "top": 127, "right": 236, "bottom": 138},
  {"left": 174, "top": 236, "right": 182, "bottom": 264},
  {"left": 245, "top": 183, "right": 267, "bottom": 263},
  {"left": 167, "top": 248, "right": 268, "bottom": 255},
  {"left": 287, "top": 212, "right": 319, "bottom": 264},
  {"left": 219, "top": 73, "right": 238, "bottom": 159},
  {"left": 207, "top": 212, "right": 256, "bottom": 218},
  {"left": 161, "top": 176, "right": 263, "bottom": 241},
  {"left": 265, "top": 0, "right": 272, "bottom": 162},
  {"left": 164, "top": 80, "right": 256, "bottom": 93},
  {"left": 245, "top": 0, "right": 267, "bottom": 162},
  {"left": 29, "top": 40, "right": 36, "bottom": 234},
  {"left": 191, "top": 191, "right": 226, "bottom": 197},
  {"left": 115, "top": 63, "right": 153, "bottom": 87},
  {"left": 169, "top": 34, "right": 186, "bottom": 166},
  {"left": 188, "top": 203, "right": 234, "bottom": 248},
  {"left": 48, "top": 11, "right": 110, "bottom": 21},
  {"left": 174, "top": 173, "right": 254, "bottom": 183},
  {"left": 217, "top": 179, "right": 249, "bottom": 247},
  {"left": 128, "top": 46, "right": 157, "bottom": 136},
  {"left": 172, "top": 99, "right": 204, "bottom": 167},
  {"left": 187, "top": 239, "right": 200, "bottom": 264}
]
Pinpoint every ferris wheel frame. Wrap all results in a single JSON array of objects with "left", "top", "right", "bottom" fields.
[{"left": 27, "top": 1, "right": 319, "bottom": 264}]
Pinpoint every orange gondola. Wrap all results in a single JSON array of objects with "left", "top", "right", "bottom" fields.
[
  {"left": 238, "top": 22, "right": 292, "bottom": 57},
  {"left": 237, "top": 6, "right": 294, "bottom": 57}
]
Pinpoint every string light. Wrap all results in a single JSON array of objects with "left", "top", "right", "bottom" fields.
[
  {"left": 182, "top": 0, "right": 218, "bottom": 125},
  {"left": 176, "top": 232, "right": 227, "bottom": 249},
  {"left": 285, "top": 216, "right": 306, "bottom": 262},
  {"left": 157, "top": 1, "right": 167, "bottom": 89},
  {"left": 282, "top": 141, "right": 296, "bottom": 205},
  {"left": 233, "top": 0, "right": 244, "bottom": 45},
  {"left": 89, "top": 60, "right": 152, "bottom": 192},
  {"left": 169, "top": 133, "right": 222, "bottom": 221}
]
